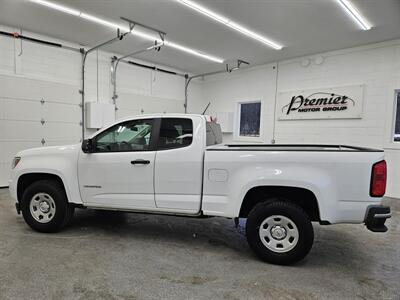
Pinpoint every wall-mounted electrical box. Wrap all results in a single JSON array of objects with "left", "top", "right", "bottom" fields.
[
  {"left": 216, "top": 112, "right": 234, "bottom": 133},
  {"left": 85, "top": 102, "right": 115, "bottom": 129}
]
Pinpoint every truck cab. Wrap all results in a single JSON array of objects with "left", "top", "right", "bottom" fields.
[{"left": 78, "top": 115, "right": 212, "bottom": 214}]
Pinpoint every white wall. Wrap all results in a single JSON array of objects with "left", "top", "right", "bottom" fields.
[
  {"left": 201, "top": 64, "right": 277, "bottom": 144},
  {"left": 0, "top": 24, "right": 195, "bottom": 118},
  {"left": 1, "top": 23, "right": 400, "bottom": 198},
  {"left": 201, "top": 40, "right": 400, "bottom": 198},
  {"left": 0, "top": 24, "right": 201, "bottom": 186}
]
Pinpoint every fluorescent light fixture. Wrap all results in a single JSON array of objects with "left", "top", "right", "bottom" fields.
[
  {"left": 336, "top": 0, "right": 372, "bottom": 30},
  {"left": 80, "top": 13, "right": 127, "bottom": 31},
  {"left": 29, "top": 0, "right": 80, "bottom": 16},
  {"left": 28, "top": 0, "right": 224, "bottom": 63},
  {"left": 166, "top": 41, "right": 223, "bottom": 62},
  {"left": 175, "top": 0, "right": 283, "bottom": 50},
  {"left": 131, "top": 29, "right": 162, "bottom": 43}
]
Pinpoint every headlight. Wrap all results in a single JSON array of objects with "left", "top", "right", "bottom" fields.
[{"left": 11, "top": 157, "right": 21, "bottom": 169}]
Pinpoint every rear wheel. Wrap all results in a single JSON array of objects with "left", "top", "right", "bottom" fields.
[
  {"left": 21, "top": 179, "right": 74, "bottom": 233},
  {"left": 246, "top": 200, "right": 314, "bottom": 265}
]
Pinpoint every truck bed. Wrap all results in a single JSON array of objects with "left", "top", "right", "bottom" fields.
[
  {"left": 203, "top": 143, "right": 385, "bottom": 223},
  {"left": 206, "top": 144, "right": 383, "bottom": 152}
]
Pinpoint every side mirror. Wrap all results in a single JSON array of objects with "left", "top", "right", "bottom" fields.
[{"left": 82, "top": 139, "right": 94, "bottom": 153}]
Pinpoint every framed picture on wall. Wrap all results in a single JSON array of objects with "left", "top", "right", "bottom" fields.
[{"left": 235, "top": 101, "right": 262, "bottom": 141}]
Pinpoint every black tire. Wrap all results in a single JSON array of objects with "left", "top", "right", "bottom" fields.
[
  {"left": 246, "top": 199, "right": 314, "bottom": 265},
  {"left": 20, "top": 179, "right": 74, "bottom": 233}
]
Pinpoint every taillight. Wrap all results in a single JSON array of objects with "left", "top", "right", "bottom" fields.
[{"left": 370, "top": 160, "right": 387, "bottom": 197}]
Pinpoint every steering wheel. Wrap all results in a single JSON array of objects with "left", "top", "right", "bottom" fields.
[{"left": 120, "top": 141, "right": 131, "bottom": 151}]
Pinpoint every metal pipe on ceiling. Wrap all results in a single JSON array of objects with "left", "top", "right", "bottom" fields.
[
  {"left": 111, "top": 42, "right": 165, "bottom": 106},
  {"left": 1, "top": 28, "right": 243, "bottom": 131},
  {"left": 0, "top": 28, "right": 188, "bottom": 135},
  {"left": 184, "top": 60, "right": 250, "bottom": 113},
  {"left": 0, "top": 30, "right": 81, "bottom": 53},
  {"left": 110, "top": 22, "right": 187, "bottom": 115},
  {"left": 111, "top": 52, "right": 187, "bottom": 110},
  {"left": 120, "top": 60, "right": 186, "bottom": 77},
  {"left": 80, "top": 29, "right": 130, "bottom": 140}
]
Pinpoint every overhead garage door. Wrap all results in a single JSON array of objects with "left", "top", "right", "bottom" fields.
[
  {"left": 116, "top": 91, "right": 185, "bottom": 120},
  {"left": 115, "top": 66, "right": 185, "bottom": 120},
  {"left": 0, "top": 75, "right": 81, "bottom": 187}
]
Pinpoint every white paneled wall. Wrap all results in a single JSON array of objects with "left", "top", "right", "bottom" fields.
[
  {"left": 0, "top": 24, "right": 195, "bottom": 186},
  {"left": 201, "top": 40, "right": 400, "bottom": 198},
  {"left": 115, "top": 62, "right": 186, "bottom": 120},
  {"left": 275, "top": 43, "right": 399, "bottom": 147},
  {"left": 201, "top": 64, "right": 278, "bottom": 143},
  {"left": 0, "top": 75, "right": 82, "bottom": 186},
  {"left": 1, "top": 23, "right": 400, "bottom": 199}
]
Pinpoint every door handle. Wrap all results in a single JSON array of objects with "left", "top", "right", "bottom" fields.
[{"left": 131, "top": 159, "right": 150, "bottom": 165}]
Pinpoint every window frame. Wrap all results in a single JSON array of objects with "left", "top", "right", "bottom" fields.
[
  {"left": 156, "top": 117, "right": 194, "bottom": 151},
  {"left": 92, "top": 118, "right": 157, "bottom": 153},
  {"left": 234, "top": 100, "right": 263, "bottom": 142},
  {"left": 89, "top": 117, "right": 195, "bottom": 153},
  {"left": 393, "top": 89, "right": 400, "bottom": 143}
]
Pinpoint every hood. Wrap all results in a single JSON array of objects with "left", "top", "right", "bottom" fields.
[{"left": 17, "top": 144, "right": 81, "bottom": 157}]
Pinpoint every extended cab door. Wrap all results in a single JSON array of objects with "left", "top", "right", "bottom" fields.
[
  {"left": 78, "top": 118, "right": 157, "bottom": 209},
  {"left": 154, "top": 116, "right": 204, "bottom": 213}
]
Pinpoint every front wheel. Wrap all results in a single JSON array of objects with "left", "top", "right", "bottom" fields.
[
  {"left": 21, "top": 179, "right": 74, "bottom": 233},
  {"left": 246, "top": 200, "right": 314, "bottom": 265}
]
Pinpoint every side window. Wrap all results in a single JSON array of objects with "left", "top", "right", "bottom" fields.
[
  {"left": 158, "top": 118, "right": 193, "bottom": 150},
  {"left": 237, "top": 101, "right": 261, "bottom": 137},
  {"left": 94, "top": 119, "right": 153, "bottom": 152}
]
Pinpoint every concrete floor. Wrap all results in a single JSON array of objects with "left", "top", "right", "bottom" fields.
[{"left": 0, "top": 188, "right": 399, "bottom": 300}]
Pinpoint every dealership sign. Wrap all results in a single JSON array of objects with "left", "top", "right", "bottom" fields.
[{"left": 278, "top": 84, "right": 364, "bottom": 120}]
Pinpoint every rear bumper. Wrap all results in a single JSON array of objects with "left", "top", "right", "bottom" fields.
[{"left": 364, "top": 205, "right": 391, "bottom": 232}]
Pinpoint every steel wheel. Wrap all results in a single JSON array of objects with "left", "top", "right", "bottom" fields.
[
  {"left": 259, "top": 215, "right": 299, "bottom": 253},
  {"left": 29, "top": 193, "right": 56, "bottom": 224}
]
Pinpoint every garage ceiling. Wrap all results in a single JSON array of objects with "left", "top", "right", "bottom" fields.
[{"left": 1, "top": 0, "right": 400, "bottom": 74}]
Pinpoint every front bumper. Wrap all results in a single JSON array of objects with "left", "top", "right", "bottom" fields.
[
  {"left": 15, "top": 202, "right": 21, "bottom": 215},
  {"left": 8, "top": 179, "right": 18, "bottom": 201},
  {"left": 364, "top": 205, "right": 391, "bottom": 232}
]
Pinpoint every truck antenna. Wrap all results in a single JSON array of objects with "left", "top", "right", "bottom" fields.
[{"left": 202, "top": 102, "right": 211, "bottom": 115}]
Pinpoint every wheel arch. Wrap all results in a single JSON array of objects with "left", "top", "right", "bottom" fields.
[
  {"left": 17, "top": 173, "right": 67, "bottom": 203},
  {"left": 239, "top": 185, "right": 321, "bottom": 222}
]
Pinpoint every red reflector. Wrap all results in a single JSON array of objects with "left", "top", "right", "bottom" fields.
[{"left": 370, "top": 160, "right": 387, "bottom": 197}]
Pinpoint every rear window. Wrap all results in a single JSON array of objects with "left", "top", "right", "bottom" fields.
[
  {"left": 158, "top": 118, "right": 193, "bottom": 150},
  {"left": 206, "top": 122, "right": 223, "bottom": 146}
]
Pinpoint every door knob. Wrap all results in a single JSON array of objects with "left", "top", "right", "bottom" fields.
[{"left": 131, "top": 159, "right": 150, "bottom": 165}]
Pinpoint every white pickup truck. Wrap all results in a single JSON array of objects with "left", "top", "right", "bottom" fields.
[{"left": 9, "top": 114, "right": 391, "bottom": 265}]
